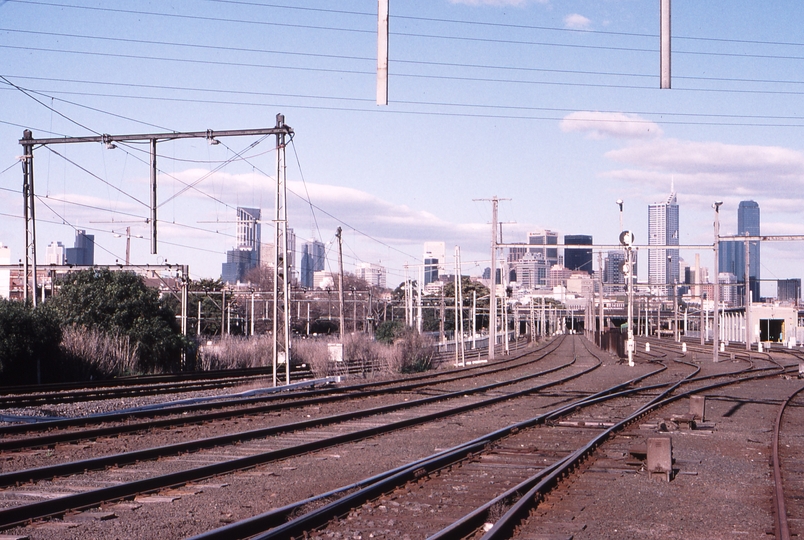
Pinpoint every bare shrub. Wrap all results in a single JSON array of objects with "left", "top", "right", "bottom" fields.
[
  {"left": 60, "top": 325, "right": 139, "bottom": 378},
  {"left": 391, "top": 329, "right": 436, "bottom": 373},
  {"left": 376, "top": 329, "right": 435, "bottom": 374},
  {"left": 344, "top": 333, "right": 385, "bottom": 378},
  {"left": 197, "top": 335, "right": 273, "bottom": 371},
  {"left": 292, "top": 338, "right": 334, "bottom": 378}
]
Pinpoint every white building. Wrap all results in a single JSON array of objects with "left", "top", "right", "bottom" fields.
[
  {"left": 46, "top": 241, "right": 66, "bottom": 265},
  {"left": 355, "top": 262, "right": 386, "bottom": 289},
  {"left": 648, "top": 188, "right": 680, "bottom": 292}
]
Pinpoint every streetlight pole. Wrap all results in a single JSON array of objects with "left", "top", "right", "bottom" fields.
[{"left": 713, "top": 201, "right": 723, "bottom": 362}]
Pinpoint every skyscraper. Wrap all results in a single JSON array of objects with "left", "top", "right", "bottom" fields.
[
  {"left": 300, "top": 240, "right": 326, "bottom": 289},
  {"left": 222, "top": 207, "right": 261, "bottom": 284},
  {"left": 528, "top": 230, "right": 559, "bottom": 266},
  {"left": 66, "top": 230, "right": 95, "bottom": 266},
  {"left": 718, "top": 200, "right": 760, "bottom": 303},
  {"left": 423, "top": 241, "right": 445, "bottom": 285},
  {"left": 648, "top": 189, "right": 679, "bottom": 292},
  {"left": 46, "top": 241, "right": 66, "bottom": 265},
  {"left": 564, "top": 234, "right": 593, "bottom": 273},
  {"left": 739, "top": 200, "right": 760, "bottom": 302}
]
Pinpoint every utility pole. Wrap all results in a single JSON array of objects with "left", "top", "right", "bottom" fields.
[
  {"left": 598, "top": 251, "right": 604, "bottom": 345},
  {"left": 744, "top": 233, "right": 751, "bottom": 351},
  {"left": 336, "top": 227, "right": 345, "bottom": 343},
  {"left": 660, "top": 0, "right": 672, "bottom": 89},
  {"left": 475, "top": 196, "right": 509, "bottom": 360},
  {"left": 713, "top": 201, "right": 723, "bottom": 362},
  {"left": 21, "top": 130, "right": 36, "bottom": 306},
  {"left": 271, "top": 114, "right": 293, "bottom": 386}
]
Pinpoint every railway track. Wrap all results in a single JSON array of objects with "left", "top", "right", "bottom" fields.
[
  {"left": 0, "top": 336, "right": 586, "bottom": 531},
  {"left": 773, "top": 381, "right": 804, "bottom": 540},
  {"left": 186, "top": 337, "right": 795, "bottom": 539},
  {"left": 1, "top": 335, "right": 796, "bottom": 538}
]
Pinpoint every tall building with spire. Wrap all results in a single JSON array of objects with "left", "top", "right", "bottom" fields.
[{"left": 648, "top": 188, "right": 679, "bottom": 292}]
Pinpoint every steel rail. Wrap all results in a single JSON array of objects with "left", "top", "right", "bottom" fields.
[
  {"left": 771, "top": 383, "right": 804, "bottom": 540},
  {"left": 478, "top": 357, "right": 792, "bottom": 539},
  {"left": 191, "top": 338, "right": 662, "bottom": 539},
  {"left": 0, "top": 370, "right": 310, "bottom": 408},
  {"left": 0, "top": 340, "right": 579, "bottom": 527},
  {"left": 222, "top": 342, "right": 794, "bottom": 540},
  {"left": 0, "top": 339, "right": 568, "bottom": 486},
  {"left": 0, "top": 338, "right": 554, "bottom": 440}
]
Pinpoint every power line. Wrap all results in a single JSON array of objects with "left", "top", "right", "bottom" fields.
[
  {"left": 43, "top": 146, "right": 149, "bottom": 208},
  {"left": 0, "top": 75, "right": 99, "bottom": 135},
  {"left": 7, "top": 74, "right": 804, "bottom": 123}
]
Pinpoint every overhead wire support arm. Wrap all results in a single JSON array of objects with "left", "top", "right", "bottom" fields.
[{"left": 18, "top": 121, "right": 293, "bottom": 299}]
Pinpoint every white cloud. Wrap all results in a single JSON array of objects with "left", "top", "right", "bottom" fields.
[
  {"left": 564, "top": 13, "right": 591, "bottom": 29},
  {"left": 605, "top": 139, "right": 804, "bottom": 198},
  {"left": 560, "top": 111, "right": 663, "bottom": 140}
]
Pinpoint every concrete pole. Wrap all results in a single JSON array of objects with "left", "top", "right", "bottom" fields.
[
  {"left": 489, "top": 197, "right": 498, "bottom": 360},
  {"left": 744, "top": 234, "right": 751, "bottom": 351},
  {"left": 713, "top": 201, "right": 722, "bottom": 362}
]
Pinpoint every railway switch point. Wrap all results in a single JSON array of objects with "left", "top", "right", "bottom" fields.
[
  {"left": 670, "top": 413, "right": 696, "bottom": 430},
  {"left": 645, "top": 343, "right": 650, "bottom": 352},
  {"left": 647, "top": 437, "right": 673, "bottom": 481},
  {"left": 690, "top": 395, "right": 706, "bottom": 421},
  {"left": 682, "top": 343, "right": 687, "bottom": 353},
  {"left": 799, "top": 362, "right": 804, "bottom": 379}
]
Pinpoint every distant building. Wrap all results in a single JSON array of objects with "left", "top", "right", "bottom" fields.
[
  {"left": 300, "top": 240, "right": 326, "bottom": 289},
  {"left": 778, "top": 279, "right": 801, "bottom": 304},
  {"left": 528, "top": 230, "right": 559, "bottom": 268},
  {"left": 313, "top": 271, "right": 336, "bottom": 290},
  {"left": 423, "top": 241, "right": 445, "bottom": 285},
  {"left": 719, "top": 200, "right": 761, "bottom": 303},
  {"left": 718, "top": 272, "right": 738, "bottom": 306},
  {"left": 563, "top": 234, "right": 592, "bottom": 273},
  {"left": 507, "top": 246, "right": 527, "bottom": 264},
  {"left": 355, "top": 262, "right": 387, "bottom": 289},
  {"left": 515, "top": 252, "right": 548, "bottom": 289},
  {"left": 549, "top": 265, "right": 572, "bottom": 288},
  {"left": 648, "top": 189, "right": 679, "bottom": 293},
  {"left": 46, "top": 241, "right": 66, "bottom": 265},
  {"left": 222, "top": 207, "right": 260, "bottom": 284},
  {"left": 66, "top": 230, "right": 94, "bottom": 266}
]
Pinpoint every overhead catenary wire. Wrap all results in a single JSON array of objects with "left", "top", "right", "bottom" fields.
[{"left": 7, "top": 74, "right": 804, "bottom": 124}]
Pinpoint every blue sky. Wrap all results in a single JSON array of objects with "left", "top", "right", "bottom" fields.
[{"left": 1, "top": 0, "right": 804, "bottom": 295}]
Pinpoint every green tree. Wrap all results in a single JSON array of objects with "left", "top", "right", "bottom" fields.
[
  {"left": 0, "top": 300, "right": 62, "bottom": 385},
  {"left": 49, "top": 269, "right": 184, "bottom": 373}
]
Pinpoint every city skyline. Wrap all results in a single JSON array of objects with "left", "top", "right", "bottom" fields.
[{"left": 2, "top": 2, "right": 804, "bottom": 296}]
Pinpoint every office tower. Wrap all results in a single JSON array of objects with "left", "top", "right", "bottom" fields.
[
  {"left": 564, "top": 234, "right": 593, "bottom": 273},
  {"left": 300, "top": 240, "right": 326, "bottom": 289},
  {"left": 528, "top": 230, "right": 559, "bottom": 268},
  {"left": 718, "top": 200, "right": 760, "bottom": 303},
  {"left": 648, "top": 189, "right": 679, "bottom": 292},
  {"left": 356, "top": 262, "right": 387, "bottom": 289},
  {"left": 46, "top": 241, "right": 66, "bottom": 265},
  {"left": 222, "top": 207, "right": 261, "bottom": 284},
  {"left": 66, "top": 230, "right": 95, "bottom": 266},
  {"left": 604, "top": 251, "right": 626, "bottom": 285},
  {"left": 777, "top": 279, "right": 800, "bottom": 304},
  {"left": 423, "top": 241, "right": 445, "bottom": 285},
  {"left": 738, "top": 201, "right": 760, "bottom": 302}
]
